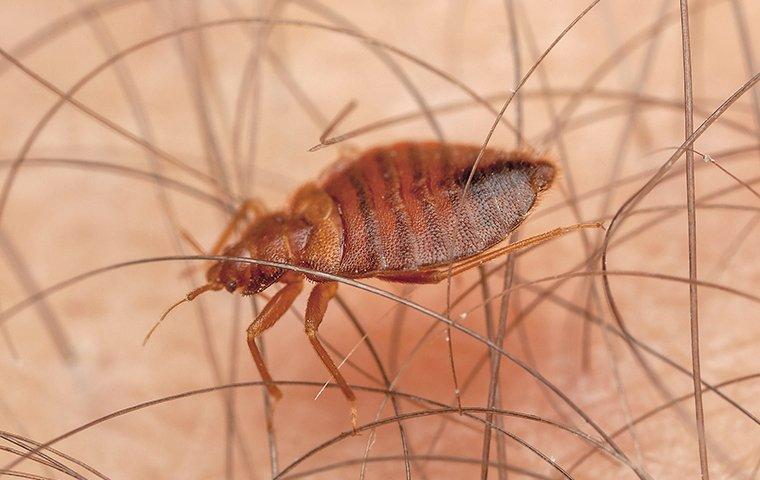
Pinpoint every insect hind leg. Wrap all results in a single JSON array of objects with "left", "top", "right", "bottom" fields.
[
  {"left": 445, "top": 222, "right": 603, "bottom": 277},
  {"left": 378, "top": 221, "right": 603, "bottom": 284}
]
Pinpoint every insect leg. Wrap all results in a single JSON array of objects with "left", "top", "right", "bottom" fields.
[
  {"left": 210, "top": 198, "right": 268, "bottom": 255},
  {"left": 178, "top": 198, "right": 268, "bottom": 278},
  {"left": 304, "top": 281, "right": 359, "bottom": 433},
  {"left": 381, "top": 222, "right": 603, "bottom": 284},
  {"left": 246, "top": 278, "right": 304, "bottom": 400},
  {"left": 447, "top": 222, "right": 603, "bottom": 276}
]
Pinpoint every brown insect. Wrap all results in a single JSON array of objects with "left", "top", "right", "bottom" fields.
[{"left": 149, "top": 141, "right": 598, "bottom": 430}]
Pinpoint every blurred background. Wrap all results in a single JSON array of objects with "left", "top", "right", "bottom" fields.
[{"left": 0, "top": 1, "right": 758, "bottom": 478}]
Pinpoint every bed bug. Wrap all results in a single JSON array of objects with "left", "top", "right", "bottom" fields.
[{"left": 149, "top": 141, "right": 599, "bottom": 431}]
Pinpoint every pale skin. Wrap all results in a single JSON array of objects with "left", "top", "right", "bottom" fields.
[{"left": 2, "top": 2, "right": 756, "bottom": 477}]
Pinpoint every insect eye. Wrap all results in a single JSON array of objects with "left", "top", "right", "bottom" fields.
[{"left": 225, "top": 280, "right": 238, "bottom": 292}]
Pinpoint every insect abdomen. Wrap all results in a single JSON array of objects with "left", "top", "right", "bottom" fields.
[{"left": 319, "top": 141, "right": 555, "bottom": 276}]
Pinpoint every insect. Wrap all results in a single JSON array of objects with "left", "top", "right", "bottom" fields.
[{"left": 148, "top": 141, "right": 599, "bottom": 431}]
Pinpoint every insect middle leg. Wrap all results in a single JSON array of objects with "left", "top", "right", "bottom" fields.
[
  {"left": 304, "top": 281, "right": 359, "bottom": 432},
  {"left": 246, "top": 277, "right": 304, "bottom": 400}
]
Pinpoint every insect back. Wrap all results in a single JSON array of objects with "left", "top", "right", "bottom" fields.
[{"left": 321, "top": 142, "right": 557, "bottom": 274}]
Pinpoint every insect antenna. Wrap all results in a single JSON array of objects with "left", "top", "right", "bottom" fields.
[{"left": 142, "top": 283, "right": 221, "bottom": 346}]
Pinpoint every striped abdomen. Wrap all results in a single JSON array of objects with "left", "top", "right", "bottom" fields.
[{"left": 319, "top": 141, "right": 555, "bottom": 276}]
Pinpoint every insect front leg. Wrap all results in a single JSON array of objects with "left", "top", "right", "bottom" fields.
[
  {"left": 179, "top": 198, "right": 268, "bottom": 278},
  {"left": 210, "top": 198, "right": 268, "bottom": 255},
  {"left": 246, "top": 278, "right": 304, "bottom": 400},
  {"left": 303, "top": 281, "right": 359, "bottom": 433}
]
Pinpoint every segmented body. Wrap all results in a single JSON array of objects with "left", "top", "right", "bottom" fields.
[{"left": 320, "top": 141, "right": 555, "bottom": 277}]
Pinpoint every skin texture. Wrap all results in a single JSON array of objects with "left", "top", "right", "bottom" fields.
[{"left": 0, "top": 1, "right": 758, "bottom": 479}]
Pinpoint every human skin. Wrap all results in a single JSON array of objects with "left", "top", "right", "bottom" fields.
[{"left": 0, "top": 1, "right": 758, "bottom": 479}]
